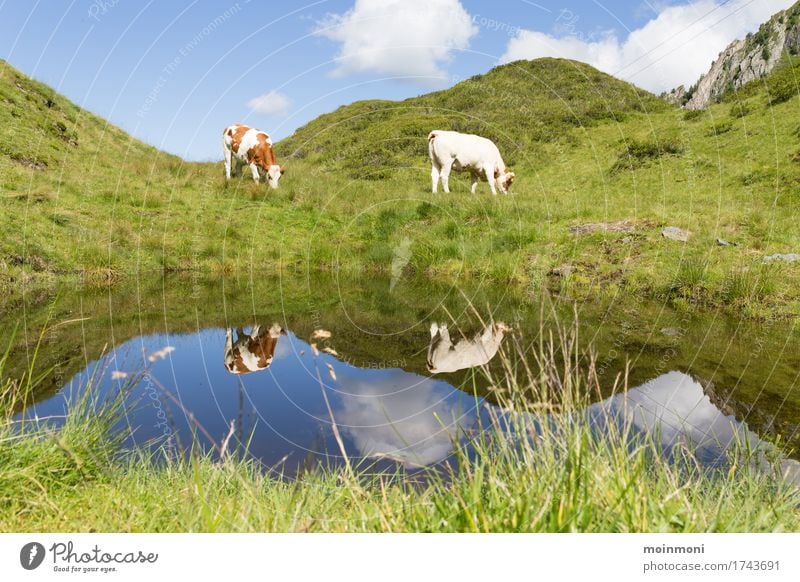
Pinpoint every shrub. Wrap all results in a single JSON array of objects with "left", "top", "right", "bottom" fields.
[
  {"left": 766, "top": 56, "right": 800, "bottom": 105},
  {"left": 610, "top": 137, "right": 684, "bottom": 173},
  {"left": 683, "top": 108, "right": 705, "bottom": 121}
]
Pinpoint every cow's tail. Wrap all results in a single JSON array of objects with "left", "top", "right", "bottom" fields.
[{"left": 428, "top": 131, "right": 439, "bottom": 160}]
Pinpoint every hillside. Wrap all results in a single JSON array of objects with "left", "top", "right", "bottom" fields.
[
  {"left": 668, "top": 1, "right": 800, "bottom": 109},
  {"left": 1, "top": 56, "right": 799, "bottom": 321},
  {"left": 277, "top": 58, "right": 669, "bottom": 178}
]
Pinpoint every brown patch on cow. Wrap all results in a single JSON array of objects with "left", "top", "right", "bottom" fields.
[
  {"left": 229, "top": 124, "right": 250, "bottom": 155},
  {"left": 229, "top": 326, "right": 286, "bottom": 374},
  {"left": 247, "top": 132, "right": 277, "bottom": 169}
]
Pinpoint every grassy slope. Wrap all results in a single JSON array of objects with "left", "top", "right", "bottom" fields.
[{"left": 1, "top": 57, "right": 799, "bottom": 319}]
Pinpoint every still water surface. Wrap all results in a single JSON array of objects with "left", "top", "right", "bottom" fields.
[{"left": 7, "top": 275, "right": 800, "bottom": 478}]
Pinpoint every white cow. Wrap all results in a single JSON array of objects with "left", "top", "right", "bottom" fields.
[
  {"left": 223, "top": 123, "right": 285, "bottom": 188},
  {"left": 426, "top": 322, "right": 511, "bottom": 374},
  {"left": 428, "top": 130, "right": 515, "bottom": 195}
]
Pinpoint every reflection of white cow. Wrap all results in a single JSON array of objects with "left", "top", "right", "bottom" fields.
[
  {"left": 426, "top": 322, "right": 510, "bottom": 374},
  {"left": 224, "top": 324, "right": 286, "bottom": 375}
]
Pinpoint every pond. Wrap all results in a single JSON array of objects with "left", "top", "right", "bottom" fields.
[{"left": 5, "top": 273, "right": 800, "bottom": 479}]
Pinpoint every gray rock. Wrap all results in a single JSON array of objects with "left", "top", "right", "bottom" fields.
[
  {"left": 716, "top": 238, "right": 737, "bottom": 247},
  {"left": 679, "top": 5, "right": 799, "bottom": 110},
  {"left": 661, "top": 327, "right": 684, "bottom": 337},
  {"left": 549, "top": 264, "right": 574, "bottom": 277},
  {"left": 763, "top": 253, "right": 800, "bottom": 263},
  {"left": 662, "top": 226, "right": 690, "bottom": 242}
]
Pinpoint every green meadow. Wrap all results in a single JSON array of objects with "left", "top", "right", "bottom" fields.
[{"left": 1, "top": 57, "right": 799, "bottom": 319}]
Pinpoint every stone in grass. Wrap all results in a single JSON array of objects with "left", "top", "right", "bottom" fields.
[
  {"left": 662, "top": 226, "right": 690, "bottom": 242},
  {"left": 549, "top": 264, "right": 574, "bottom": 277},
  {"left": 763, "top": 253, "right": 800, "bottom": 263},
  {"left": 716, "top": 238, "right": 738, "bottom": 247}
]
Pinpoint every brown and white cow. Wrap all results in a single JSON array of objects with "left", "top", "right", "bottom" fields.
[
  {"left": 224, "top": 323, "right": 286, "bottom": 375},
  {"left": 223, "top": 124, "right": 285, "bottom": 188}
]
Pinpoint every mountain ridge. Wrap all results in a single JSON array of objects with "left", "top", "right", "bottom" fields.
[{"left": 666, "top": 1, "right": 800, "bottom": 109}]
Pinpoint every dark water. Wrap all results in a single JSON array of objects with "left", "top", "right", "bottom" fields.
[{"left": 5, "top": 274, "right": 800, "bottom": 479}]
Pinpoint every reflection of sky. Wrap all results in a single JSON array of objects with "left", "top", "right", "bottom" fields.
[
  {"left": 334, "top": 367, "right": 478, "bottom": 467},
  {"left": 590, "top": 371, "right": 800, "bottom": 484},
  {"left": 15, "top": 328, "right": 798, "bottom": 484}
]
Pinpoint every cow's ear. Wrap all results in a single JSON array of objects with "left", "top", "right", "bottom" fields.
[{"left": 280, "top": 165, "right": 286, "bottom": 174}]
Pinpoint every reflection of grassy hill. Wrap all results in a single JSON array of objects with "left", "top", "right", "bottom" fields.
[
  {"left": 5, "top": 275, "right": 799, "bottom": 452},
  {"left": 2, "top": 57, "right": 799, "bottom": 318}
]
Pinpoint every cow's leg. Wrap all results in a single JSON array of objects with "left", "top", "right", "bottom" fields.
[
  {"left": 440, "top": 160, "right": 454, "bottom": 193},
  {"left": 250, "top": 324, "right": 261, "bottom": 339},
  {"left": 485, "top": 165, "right": 498, "bottom": 195},
  {"left": 223, "top": 147, "right": 232, "bottom": 180},
  {"left": 224, "top": 328, "right": 234, "bottom": 367},
  {"left": 249, "top": 163, "right": 261, "bottom": 183},
  {"left": 431, "top": 163, "right": 441, "bottom": 193},
  {"left": 470, "top": 173, "right": 479, "bottom": 194}
]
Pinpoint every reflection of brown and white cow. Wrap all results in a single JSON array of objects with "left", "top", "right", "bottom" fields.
[
  {"left": 426, "top": 322, "right": 510, "bottom": 374},
  {"left": 224, "top": 324, "right": 286, "bottom": 375},
  {"left": 223, "top": 123, "right": 285, "bottom": 188}
]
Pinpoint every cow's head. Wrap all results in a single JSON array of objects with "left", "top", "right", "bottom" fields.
[
  {"left": 496, "top": 167, "right": 515, "bottom": 194},
  {"left": 266, "top": 164, "right": 286, "bottom": 189}
]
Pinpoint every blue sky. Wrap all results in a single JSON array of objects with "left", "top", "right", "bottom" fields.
[{"left": 0, "top": 0, "right": 793, "bottom": 161}]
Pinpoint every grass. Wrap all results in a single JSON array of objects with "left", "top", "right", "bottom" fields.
[
  {"left": 1, "top": 57, "right": 799, "bottom": 320},
  {"left": 1, "top": 313, "right": 798, "bottom": 533}
]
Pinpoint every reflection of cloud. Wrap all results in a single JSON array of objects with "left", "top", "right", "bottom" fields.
[
  {"left": 335, "top": 368, "right": 476, "bottom": 467},
  {"left": 590, "top": 371, "right": 799, "bottom": 485}
]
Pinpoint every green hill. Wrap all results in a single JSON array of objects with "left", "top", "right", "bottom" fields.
[
  {"left": 1, "top": 56, "right": 799, "bottom": 319},
  {"left": 277, "top": 58, "right": 669, "bottom": 178}
]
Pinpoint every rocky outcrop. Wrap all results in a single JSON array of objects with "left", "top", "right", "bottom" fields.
[{"left": 677, "top": 2, "right": 800, "bottom": 109}]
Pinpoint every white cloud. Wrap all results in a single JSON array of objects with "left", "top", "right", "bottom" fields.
[
  {"left": 315, "top": 0, "right": 477, "bottom": 79},
  {"left": 246, "top": 91, "right": 290, "bottom": 116},
  {"left": 500, "top": 0, "right": 796, "bottom": 93}
]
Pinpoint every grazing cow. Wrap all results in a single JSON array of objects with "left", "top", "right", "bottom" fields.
[
  {"left": 222, "top": 123, "right": 285, "bottom": 188},
  {"left": 224, "top": 323, "right": 286, "bottom": 375},
  {"left": 426, "top": 322, "right": 511, "bottom": 374},
  {"left": 428, "top": 130, "right": 515, "bottom": 195}
]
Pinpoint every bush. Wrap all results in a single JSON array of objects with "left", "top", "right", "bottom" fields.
[
  {"left": 766, "top": 57, "right": 800, "bottom": 105},
  {"left": 610, "top": 137, "right": 684, "bottom": 173},
  {"left": 730, "top": 101, "right": 752, "bottom": 118},
  {"left": 683, "top": 109, "right": 705, "bottom": 121}
]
